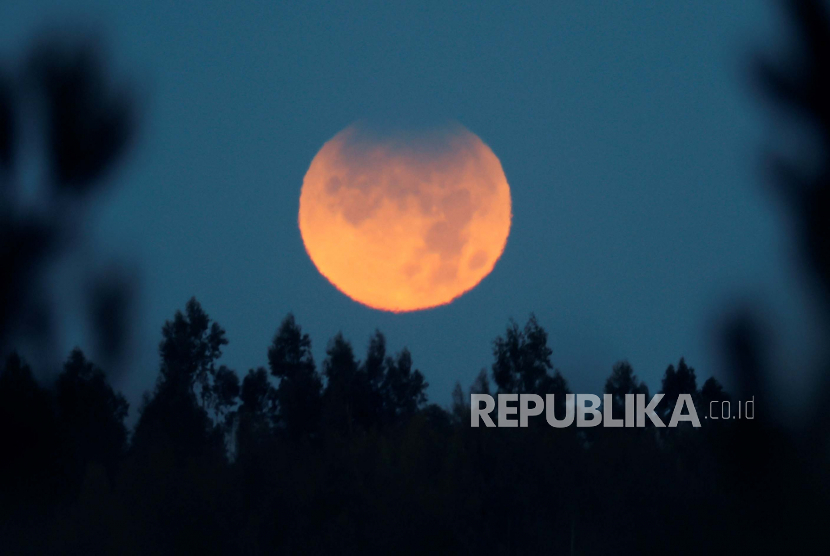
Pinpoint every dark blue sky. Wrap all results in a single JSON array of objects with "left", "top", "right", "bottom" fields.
[{"left": 2, "top": 1, "right": 821, "bottom": 414}]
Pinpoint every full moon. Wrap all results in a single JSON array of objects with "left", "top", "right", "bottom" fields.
[{"left": 298, "top": 124, "right": 512, "bottom": 312}]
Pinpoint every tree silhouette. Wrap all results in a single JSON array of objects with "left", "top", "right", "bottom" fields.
[
  {"left": 603, "top": 360, "right": 649, "bottom": 428},
  {"left": 493, "top": 314, "right": 549, "bottom": 394},
  {"left": 471, "top": 368, "right": 491, "bottom": 395},
  {"left": 380, "top": 347, "right": 427, "bottom": 425},
  {"left": 451, "top": 368, "right": 490, "bottom": 423},
  {"left": 131, "top": 298, "right": 229, "bottom": 461},
  {"left": 55, "top": 348, "right": 128, "bottom": 490},
  {"left": 0, "top": 353, "right": 61, "bottom": 554},
  {"left": 492, "top": 315, "right": 570, "bottom": 420},
  {"left": 0, "top": 353, "right": 59, "bottom": 496},
  {"left": 699, "top": 376, "right": 729, "bottom": 408},
  {"left": 158, "top": 297, "right": 228, "bottom": 402},
  {"left": 322, "top": 332, "right": 370, "bottom": 434},
  {"left": 212, "top": 365, "right": 240, "bottom": 425},
  {"left": 604, "top": 361, "right": 649, "bottom": 405},
  {"left": 362, "top": 329, "right": 387, "bottom": 427},
  {"left": 268, "top": 314, "right": 322, "bottom": 441},
  {"left": 657, "top": 357, "right": 699, "bottom": 421},
  {"left": 235, "top": 366, "right": 275, "bottom": 460}
]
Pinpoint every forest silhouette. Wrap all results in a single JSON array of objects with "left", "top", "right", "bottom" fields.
[{"left": 2, "top": 0, "right": 830, "bottom": 554}]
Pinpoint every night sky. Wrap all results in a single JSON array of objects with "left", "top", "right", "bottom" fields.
[{"left": 2, "top": 0, "right": 817, "bottom": 416}]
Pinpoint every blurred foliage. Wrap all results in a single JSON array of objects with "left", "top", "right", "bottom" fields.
[{"left": 0, "top": 36, "right": 137, "bottom": 372}]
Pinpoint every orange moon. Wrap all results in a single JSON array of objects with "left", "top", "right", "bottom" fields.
[{"left": 298, "top": 124, "right": 512, "bottom": 312}]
